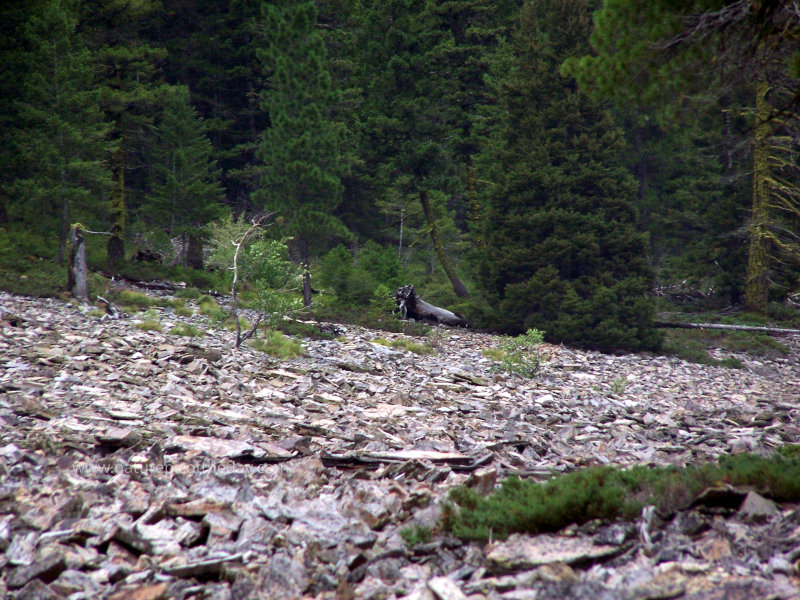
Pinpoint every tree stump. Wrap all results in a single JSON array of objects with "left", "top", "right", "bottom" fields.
[{"left": 68, "top": 225, "right": 89, "bottom": 303}]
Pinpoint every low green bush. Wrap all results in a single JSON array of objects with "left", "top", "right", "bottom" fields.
[
  {"left": 485, "top": 329, "right": 543, "bottom": 377},
  {"left": 443, "top": 452, "right": 800, "bottom": 542}
]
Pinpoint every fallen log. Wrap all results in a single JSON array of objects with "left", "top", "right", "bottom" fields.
[
  {"left": 655, "top": 321, "right": 800, "bottom": 336},
  {"left": 394, "top": 285, "right": 468, "bottom": 327}
]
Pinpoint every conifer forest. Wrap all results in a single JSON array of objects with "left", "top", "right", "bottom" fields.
[{"left": 2, "top": 0, "right": 800, "bottom": 352}]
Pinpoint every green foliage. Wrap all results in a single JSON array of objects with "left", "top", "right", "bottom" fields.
[
  {"left": 253, "top": 0, "right": 349, "bottom": 295},
  {"left": 474, "top": 0, "right": 661, "bottom": 352},
  {"left": 134, "top": 319, "right": 163, "bottom": 332},
  {"left": 5, "top": 0, "right": 114, "bottom": 260},
  {"left": 274, "top": 320, "right": 337, "bottom": 341},
  {"left": 444, "top": 452, "right": 800, "bottom": 542},
  {"left": 245, "top": 238, "right": 302, "bottom": 325},
  {"left": 319, "top": 242, "right": 404, "bottom": 307},
  {"left": 197, "top": 295, "right": 226, "bottom": 322},
  {"left": 610, "top": 376, "right": 628, "bottom": 395},
  {"left": 485, "top": 329, "right": 543, "bottom": 377},
  {"left": 169, "top": 323, "right": 204, "bottom": 338},
  {"left": 143, "top": 85, "right": 224, "bottom": 244},
  {"left": 114, "top": 290, "right": 159, "bottom": 310},
  {"left": 400, "top": 525, "right": 433, "bottom": 550},
  {"left": 249, "top": 329, "right": 303, "bottom": 359},
  {"left": 373, "top": 336, "right": 433, "bottom": 356},
  {"left": 175, "top": 287, "right": 202, "bottom": 300}
]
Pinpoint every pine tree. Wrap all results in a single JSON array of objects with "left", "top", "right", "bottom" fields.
[
  {"left": 563, "top": 0, "right": 800, "bottom": 312},
  {"left": 145, "top": 85, "right": 223, "bottom": 268},
  {"left": 5, "top": 0, "right": 114, "bottom": 262},
  {"left": 475, "top": 0, "right": 660, "bottom": 352},
  {"left": 253, "top": 0, "right": 348, "bottom": 307}
]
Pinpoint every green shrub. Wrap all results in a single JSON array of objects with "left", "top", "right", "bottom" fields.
[
  {"left": 488, "top": 329, "right": 543, "bottom": 377},
  {"left": 175, "top": 287, "right": 202, "bottom": 300},
  {"left": 197, "top": 295, "right": 227, "bottom": 322},
  {"left": 249, "top": 329, "right": 303, "bottom": 358},
  {"left": 319, "top": 242, "right": 404, "bottom": 307},
  {"left": 115, "top": 290, "right": 158, "bottom": 310},
  {"left": 443, "top": 452, "right": 800, "bottom": 542}
]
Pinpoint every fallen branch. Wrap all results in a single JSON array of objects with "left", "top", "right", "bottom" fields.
[
  {"left": 394, "top": 285, "right": 468, "bottom": 327},
  {"left": 655, "top": 321, "right": 800, "bottom": 336}
]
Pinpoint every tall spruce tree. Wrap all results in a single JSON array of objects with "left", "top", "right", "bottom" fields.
[
  {"left": 354, "top": 0, "right": 471, "bottom": 297},
  {"left": 253, "top": 0, "right": 348, "bottom": 307},
  {"left": 475, "top": 0, "right": 660, "bottom": 352},
  {"left": 6, "top": 0, "right": 114, "bottom": 262},
  {"left": 79, "top": 0, "right": 168, "bottom": 268},
  {"left": 145, "top": 85, "right": 223, "bottom": 268}
]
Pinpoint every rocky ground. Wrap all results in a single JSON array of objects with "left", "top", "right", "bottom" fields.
[{"left": 1, "top": 287, "right": 799, "bottom": 600}]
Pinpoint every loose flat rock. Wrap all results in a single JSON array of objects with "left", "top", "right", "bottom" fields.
[
  {"left": 1, "top": 289, "right": 799, "bottom": 600},
  {"left": 487, "top": 534, "right": 622, "bottom": 572}
]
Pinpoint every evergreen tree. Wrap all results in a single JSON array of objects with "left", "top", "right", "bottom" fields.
[
  {"left": 145, "top": 85, "right": 223, "bottom": 267},
  {"left": 354, "top": 0, "right": 471, "bottom": 297},
  {"left": 475, "top": 0, "right": 660, "bottom": 352},
  {"left": 150, "top": 0, "right": 265, "bottom": 210},
  {"left": 5, "top": 0, "right": 114, "bottom": 262},
  {"left": 563, "top": 0, "right": 800, "bottom": 312},
  {"left": 253, "top": 0, "right": 348, "bottom": 307},
  {"left": 78, "top": 0, "right": 168, "bottom": 267}
]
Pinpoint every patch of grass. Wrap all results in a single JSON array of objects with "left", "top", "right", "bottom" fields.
[
  {"left": 169, "top": 323, "right": 205, "bottom": 338},
  {"left": 443, "top": 452, "right": 800, "bottom": 542},
  {"left": 482, "top": 348, "right": 505, "bottom": 361},
  {"left": 226, "top": 316, "right": 251, "bottom": 331},
  {"left": 175, "top": 287, "right": 202, "bottom": 300},
  {"left": 275, "top": 319, "right": 337, "bottom": 340},
  {"left": 663, "top": 328, "right": 782, "bottom": 366},
  {"left": 0, "top": 258, "right": 66, "bottom": 297},
  {"left": 400, "top": 525, "right": 433, "bottom": 550},
  {"left": 373, "top": 336, "right": 433, "bottom": 355},
  {"left": 776, "top": 444, "right": 800, "bottom": 459},
  {"left": 197, "top": 295, "right": 227, "bottom": 322},
  {"left": 113, "top": 289, "right": 158, "bottom": 310},
  {"left": 610, "top": 376, "right": 628, "bottom": 395},
  {"left": 134, "top": 319, "right": 163, "bottom": 332},
  {"left": 717, "top": 356, "right": 744, "bottom": 369},
  {"left": 174, "top": 306, "right": 194, "bottom": 317},
  {"left": 249, "top": 329, "right": 303, "bottom": 358},
  {"left": 724, "top": 332, "right": 789, "bottom": 356}
]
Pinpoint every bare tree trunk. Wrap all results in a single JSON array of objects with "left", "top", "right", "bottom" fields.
[
  {"left": 745, "top": 76, "right": 771, "bottom": 313},
  {"left": 68, "top": 225, "right": 89, "bottom": 303},
  {"left": 186, "top": 233, "right": 204, "bottom": 270},
  {"left": 107, "top": 146, "right": 126, "bottom": 270},
  {"left": 418, "top": 189, "right": 470, "bottom": 298}
]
